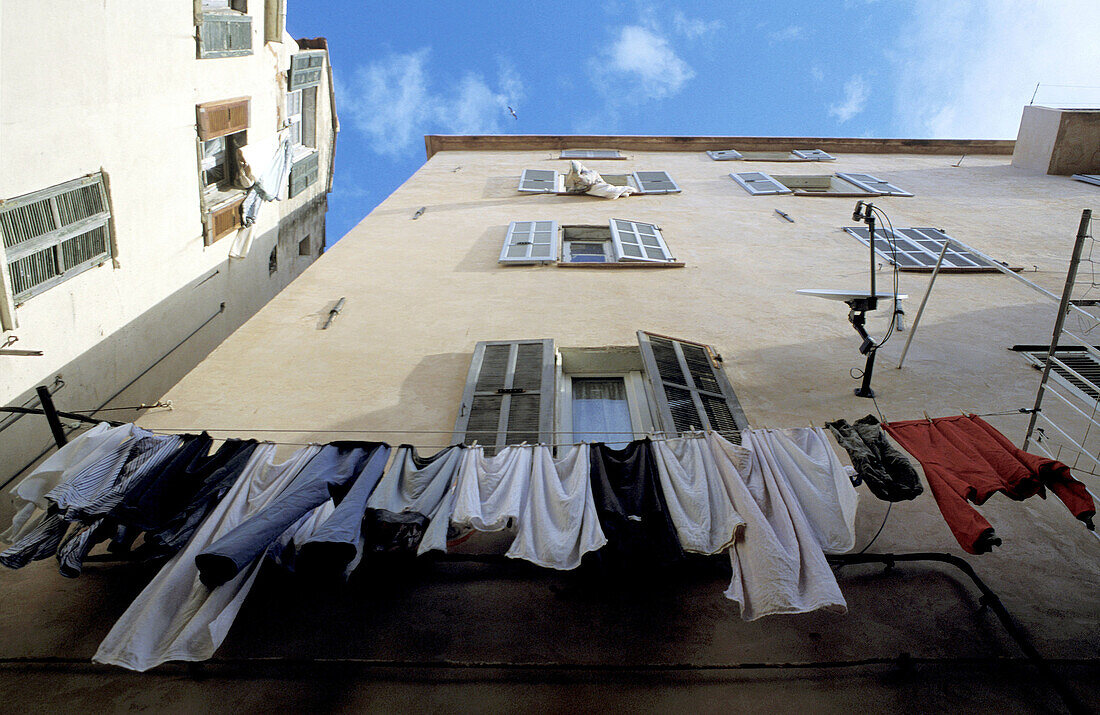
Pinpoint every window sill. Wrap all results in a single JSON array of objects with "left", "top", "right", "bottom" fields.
[
  {"left": 556, "top": 261, "right": 684, "bottom": 269},
  {"left": 204, "top": 186, "right": 247, "bottom": 211}
]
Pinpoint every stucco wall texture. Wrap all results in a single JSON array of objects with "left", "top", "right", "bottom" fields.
[{"left": 1, "top": 142, "right": 1098, "bottom": 711}]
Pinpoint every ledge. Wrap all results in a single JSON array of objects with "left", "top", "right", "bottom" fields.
[
  {"left": 556, "top": 261, "right": 684, "bottom": 269},
  {"left": 426, "top": 135, "right": 1015, "bottom": 160}
]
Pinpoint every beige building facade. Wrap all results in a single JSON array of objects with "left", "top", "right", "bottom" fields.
[
  {"left": 0, "top": 1, "right": 337, "bottom": 492},
  {"left": 1, "top": 117, "right": 1098, "bottom": 708}
]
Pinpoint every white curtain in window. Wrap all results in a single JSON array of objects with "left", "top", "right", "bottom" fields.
[{"left": 572, "top": 378, "right": 633, "bottom": 447}]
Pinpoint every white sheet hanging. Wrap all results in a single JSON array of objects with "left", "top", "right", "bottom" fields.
[
  {"left": 450, "top": 445, "right": 533, "bottom": 533},
  {"left": 506, "top": 444, "right": 606, "bottom": 570},
  {"left": 748, "top": 428, "right": 858, "bottom": 554},
  {"left": 563, "top": 160, "right": 636, "bottom": 199},
  {"left": 651, "top": 435, "right": 745, "bottom": 554},
  {"left": 707, "top": 431, "right": 847, "bottom": 621},
  {"left": 93, "top": 443, "right": 322, "bottom": 671}
]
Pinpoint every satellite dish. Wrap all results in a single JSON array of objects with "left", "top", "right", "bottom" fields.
[{"left": 796, "top": 289, "right": 908, "bottom": 303}]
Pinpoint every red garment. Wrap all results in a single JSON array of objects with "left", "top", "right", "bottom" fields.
[{"left": 883, "top": 414, "right": 1095, "bottom": 554}]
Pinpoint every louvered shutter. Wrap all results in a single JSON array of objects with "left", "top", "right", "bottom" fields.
[
  {"left": 633, "top": 171, "right": 680, "bottom": 194},
  {"left": 518, "top": 169, "right": 558, "bottom": 193},
  {"left": 836, "top": 172, "right": 913, "bottom": 197},
  {"left": 499, "top": 221, "right": 557, "bottom": 263},
  {"left": 452, "top": 339, "right": 556, "bottom": 454},
  {"left": 199, "top": 13, "right": 252, "bottom": 58},
  {"left": 793, "top": 149, "right": 835, "bottom": 161},
  {"left": 609, "top": 219, "right": 673, "bottom": 262},
  {"left": 288, "top": 151, "right": 319, "bottom": 197},
  {"left": 301, "top": 87, "right": 317, "bottom": 148},
  {"left": 560, "top": 149, "right": 622, "bottom": 159},
  {"left": 204, "top": 197, "right": 244, "bottom": 245},
  {"left": 288, "top": 51, "right": 325, "bottom": 91},
  {"left": 637, "top": 332, "right": 747, "bottom": 444},
  {"left": 730, "top": 171, "right": 792, "bottom": 196},
  {"left": 707, "top": 149, "right": 743, "bottom": 161},
  {"left": 197, "top": 98, "right": 250, "bottom": 140}
]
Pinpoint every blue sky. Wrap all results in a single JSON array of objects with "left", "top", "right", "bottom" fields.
[{"left": 288, "top": 1, "right": 1100, "bottom": 245}]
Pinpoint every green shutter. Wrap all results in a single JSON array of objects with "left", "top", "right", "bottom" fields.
[
  {"left": 452, "top": 340, "right": 556, "bottom": 454},
  {"left": 289, "top": 51, "right": 325, "bottom": 91},
  {"left": 637, "top": 331, "right": 747, "bottom": 444},
  {"left": 288, "top": 152, "right": 320, "bottom": 198},
  {"left": 200, "top": 14, "right": 252, "bottom": 58}
]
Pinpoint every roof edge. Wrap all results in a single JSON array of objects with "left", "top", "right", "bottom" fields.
[{"left": 424, "top": 135, "right": 1015, "bottom": 160}]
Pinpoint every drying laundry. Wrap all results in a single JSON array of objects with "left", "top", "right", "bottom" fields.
[
  {"left": 711, "top": 431, "right": 848, "bottom": 620},
  {"left": 746, "top": 428, "right": 858, "bottom": 555},
  {"left": 883, "top": 414, "right": 1095, "bottom": 554},
  {"left": 827, "top": 415, "right": 922, "bottom": 502},
  {"left": 588, "top": 439, "right": 683, "bottom": 567},
  {"left": 506, "top": 444, "right": 606, "bottom": 570},
  {"left": 366, "top": 444, "right": 462, "bottom": 556},
  {"left": 563, "top": 160, "right": 636, "bottom": 199},
  {"left": 93, "top": 443, "right": 322, "bottom": 672},
  {"left": 651, "top": 435, "right": 745, "bottom": 554},
  {"left": 196, "top": 441, "right": 386, "bottom": 587},
  {"left": 450, "top": 445, "right": 533, "bottom": 534}
]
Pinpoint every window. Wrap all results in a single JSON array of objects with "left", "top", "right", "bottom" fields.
[
  {"left": 196, "top": 98, "right": 249, "bottom": 244},
  {"left": 499, "top": 219, "right": 679, "bottom": 266},
  {"left": 298, "top": 235, "right": 311, "bottom": 256},
  {"left": 452, "top": 333, "right": 747, "bottom": 454},
  {"left": 1073, "top": 174, "right": 1100, "bottom": 187},
  {"left": 1016, "top": 346, "right": 1100, "bottom": 406},
  {"left": 287, "top": 87, "right": 317, "bottom": 156},
  {"left": 289, "top": 51, "right": 325, "bottom": 92},
  {"left": 286, "top": 53, "right": 324, "bottom": 199},
  {"left": 198, "top": 0, "right": 251, "bottom": 59},
  {"left": 518, "top": 169, "right": 679, "bottom": 195},
  {"left": 0, "top": 174, "right": 114, "bottom": 311},
  {"left": 708, "top": 149, "right": 835, "bottom": 162},
  {"left": 730, "top": 171, "right": 912, "bottom": 197},
  {"left": 560, "top": 149, "right": 624, "bottom": 160},
  {"left": 844, "top": 227, "right": 1008, "bottom": 272}
]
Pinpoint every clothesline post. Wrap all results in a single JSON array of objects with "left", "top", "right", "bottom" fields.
[
  {"left": 36, "top": 384, "right": 67, "bottom": 448},
  {"left": 897, "top": 238, "right": 950, "bottom": 369}
]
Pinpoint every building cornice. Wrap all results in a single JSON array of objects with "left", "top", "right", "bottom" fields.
[{"left": 424, "top": 135, "right": 1015, "bottom": 160}]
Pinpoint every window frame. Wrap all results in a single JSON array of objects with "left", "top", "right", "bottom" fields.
[
  {"left": 498, "top": 220, "right": 679, "bottom": 267},
  {"left": 560, "top": 149, "right": 625, "bottom": 160},
  {"left": 557, "top": 370, "right": 656, "bottom": 446},
  {"left": 518, "top": 169, "right": 679, "bottom": 195},
  {"left": 731, "top": 170, "right": 912, "bottom": 197},
  {"left": 709, "top": 149, "right": 835, "bottom": 162}
]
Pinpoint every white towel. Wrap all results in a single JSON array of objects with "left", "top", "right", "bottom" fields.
[
  {"left": 450, "top": 445, "right": 533, "bottom": 533},
  {"left": 506, "top": 444, "right": 606, "bottom": 570},
  {"left": 708, "top": 432, "right": 847, "bottom": 621},
  {"left": 750, "top": 428, "right": 858, "bottom": 554},
  {"left": 651, "top": 435, "right": 745, "bottom": 554},
  {"left": 93, "top": 444, "right": 322, "bottom": 671}
]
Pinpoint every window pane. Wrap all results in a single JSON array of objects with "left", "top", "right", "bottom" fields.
[{"left": 572, "top": 377, "right": 632, "bottom": 447}]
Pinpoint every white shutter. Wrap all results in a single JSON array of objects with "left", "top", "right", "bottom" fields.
[
  {"left": 793, "top": 149, "right": 835, "bottom": 161},
  {"left": 609, "top": 219, "right": 673, "bottom": 262},
  {"left": 836, "top": 172, "right": 913, "bottom": 197},
  {"left": 707, "top": 149, "right": 743, "bottom": 161},
  {"left": 499, "top": 221, "right": 557, "bottom": 264},
  {"left": 560, "top": 149, "right": 622, "bottom": 159},
  {"left": 633, "top": 171, "right": 680, "bottom": 194},
  {"left": 729, "top": 172, "right": 792, "bottom": 196},
  {"left": 518, "top": 169, "right": 559, "bottom": 193},
  {"left": 1073, "top": 174, "right": 1100, "bottom": 187}
]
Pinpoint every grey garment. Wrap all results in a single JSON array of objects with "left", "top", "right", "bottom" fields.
[
  {"left": 294, "top": 444, "right": 391, "bottom": 576},
  {"left": 365, "top": 444, "right": 463, "bottom": 556},
  {"left": 195, "top": 442, "right": 384, "bottom": 587},
  {"left": 826, "top": 414, "right": 923, "bottom": 502}
]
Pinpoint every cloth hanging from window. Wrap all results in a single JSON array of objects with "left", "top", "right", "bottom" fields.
[
  {"left": 563, "top": 160, "right": 636, "bottom": 199},
  {"left": 882, "top": 414, "right": 1095, "bottom": 554},
  {"left": 746, "top": 428, "right": 859, "bottom": 555},
  {"left": 506, "top": 444, "right": 607, "bottom": 570},
  {"left": 93, "top": 444, "right": 322, "bottom": 672},
  {"left": 196, "top": 441, "right": 387, "bottom": 587},
  {"left": 710, "top": 431, "right": 847, "bottom": 620},
  {"left": 826, "top": 415, "right": 923, "bottom": 502},
  {"left": 365, "top": 444, "right": 462, "bottom": 556},
  {"left": 650, "top": 435, "right": 745, "bottom": 555},
  {"left": 229, "top": 136, "right": 294, "bottom": 259},
  {"left": 450, "top": 445, "right": 533, "bottom": 534},
  {"left": 588, "top": 439, "right": 684, "bottom": 568}
]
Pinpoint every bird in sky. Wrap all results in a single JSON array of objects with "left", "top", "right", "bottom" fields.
[{"left": 507, "top": 106, "right": 518, "bottom": 120}]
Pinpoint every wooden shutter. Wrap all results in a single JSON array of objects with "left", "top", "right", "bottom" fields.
[
  {"left": 609, "top": 219, "right": 673, "bottom": 262},
  {"left": 633, "top": 171, "right": 680, "bottom": 194},
  {"left": 204, "top": 197, "right": 244, "bottom": 245},
  {"left": 793, "top": 149, "right": 835, "bottom": 161},
  {"left": 301, "top": 87, "right": 317, "bottom": 148},
  {"left": 197, "top": 98, "right": 250, "bottom": 140},
  {"left": 518, "top": 169, "right": 558, "bottom": 193},
  {"left": 836, "top": 172, "right": 913, "bottom": 197},
  {"left": 289, "top": 51, "right": 325, "bottom": 91},
  {"left": 452, "top": 339, "right": 556, "bottom": 454},
  {"left": 706, "top": 149, "right": 743, "bottom": 161},
  {"left": 288, "top": 151, "right": 320, "bottom": 197},
  {"left": 730, "top": 171, "right": 792, "bottom": 196},
  {"left": 199, "top": 13, "right": 252, "bottom": 58},
  {"left": 637, "top": 331, "right": 747, "bottom": 444},
  {"left": 499, "top": 221, "right": 557, "bottom": 263}
]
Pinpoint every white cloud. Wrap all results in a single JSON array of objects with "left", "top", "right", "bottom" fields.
[
  {"left": 829, "top": 76, "right": 870, "bottom": 123},
  {"left": 768, "top": 25, "right": 804, "bottom": 42},
  {"left": 340, "top": 50, "right": 524, "bottom": 156},
  {"left": 810, "top": 66, "right": 825, "bottom": 83},
  {"left": 893, "top": 0, "right": 1100, "bottom": 139},
  {"left": 672, "top": 11, "right": 724, "bottom": 38},
  {"left": 595, "top": 25, "right": 695, "bottom": 100}
]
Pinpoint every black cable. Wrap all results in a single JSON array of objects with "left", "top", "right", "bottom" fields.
[{"left": 856, "top": 502, "right": 891, "bottom": 554}]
